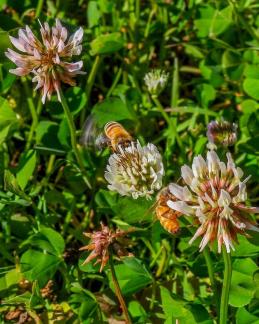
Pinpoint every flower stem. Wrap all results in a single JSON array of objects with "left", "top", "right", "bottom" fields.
[
  {"left": 151, "top": 95, "right": 171, "bottom": 126},
  {"left": 22, "top": 78, "right": 38, "bottom": 150},
  {"left": 203, "top": 247, "right": 220, "bottom": 315},
  {"left": 80, "top": 55, "right": 101, "bottom": 126},
  {"left": 219, "top": 247, "right": 232, "bottom": 324},
  {"left": 35, "top": 0, "right": 44, "bottom": 18},
  {"left": 59, "top": 89, "right": 91, "bottom": 189},
  {"left": 109, "top": 249, "right": 132, "bottom": 324}
]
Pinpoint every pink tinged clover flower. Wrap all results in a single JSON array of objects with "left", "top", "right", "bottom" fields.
[
  {"left": 5, "top": 19, "right": 85, "bottom": 104},
  {"left": 166, "top": 150, "right": 259, "bottom": 253}
]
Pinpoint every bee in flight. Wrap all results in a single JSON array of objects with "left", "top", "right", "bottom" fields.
[
  {"left": 81, "top": 117, "right": 133, "bottom": 152},
  {"left": 155, "top": 187, "right": 182, "bottom": 234}
]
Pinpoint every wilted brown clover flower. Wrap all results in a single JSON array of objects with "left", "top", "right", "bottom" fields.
[
  {"left": 165, "top": 150, "right": 259, "bottom": 253},
  {"left": 5, "top": 19, "right": 85, "bottom": 103},
  {"left": 207, "top": 120, "right": 237, "bottom": 149},
  {"left": 79, "top": 223, "right": 133, "bottom": 272}
]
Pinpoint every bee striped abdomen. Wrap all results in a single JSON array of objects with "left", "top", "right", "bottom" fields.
[
  {"left": 155, "top": 188, "right": 181, "bottom": 234},
  {"left": 104, "top": 121, "right": 133, "bottom": 151}
]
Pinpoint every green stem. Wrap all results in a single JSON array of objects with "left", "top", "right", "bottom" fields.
[
  {"left": 107, "top": 67, "right": 122, "bottom": 97},
  {"left": 80, "top": 55, "right": 101, "bottom": 125},
  {"left": 109, "top": 249, "right": 132, "bottom": 324},
  {"left": 219, "top": 248, "right": 232, "bottom": 324},
  {"left": 35, "top": 0, "right": 44, "bottom": 18},
  {"left": 151, "top": 95, "right": 171, "bottom": 126},
  {"left": 171, "top": 56, "right": 179, "bottom": 108},
  {"left": 59, "top": 89, "right": 91, "bottom": 189},
  {"left": 22, "top": 78, "right": 38, "bottom": 150},
  {"left": 203, "top": 247, "right": 220, "bottom": 315}
]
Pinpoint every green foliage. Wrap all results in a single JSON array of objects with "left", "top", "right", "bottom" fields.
[{"left": 0, "top": 0, "right": 259, "bottom": 323}]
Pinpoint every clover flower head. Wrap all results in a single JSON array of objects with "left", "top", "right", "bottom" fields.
[
  {"left": 105, "top": 141, "right": 164, "bottom": 199},
  {"left": 5, "top": 19, "right": 85, "bottom": 103},
  {"left": 207, "top": 120, "right": 237, "bottom": 149},
  {"left": 144, "top": 69, "right": 169, "bottom": 95},
  {"left": 79, "top": 223, "right": 133, "bottom": 272},
  {"left": 166, "top": 150, "right": 259, "bottom": 253}
]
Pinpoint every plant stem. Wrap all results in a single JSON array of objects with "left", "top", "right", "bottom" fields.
[
  {"left": 203, "top": 247, "right": 220, "bottom": 315},
  {"left": 80, "top": 55, "right": 101, "bottom": 126},
  {"left": 35, "top": 0, "right": 44, "bottom": 18},
  {"left": 59, "top": 89, "right": 91, "bottom": 189},
  {"left": 109, "top": 249, "right": 132, "bottom": 324},
  {"left": 22, "top": 78, "right": 38, "bottom": 150},
  {"left": 219, "top": 247, "right": 232, "bottom": 324},
  {"left": 151, "top": 95, "right": 171, "bottom": 126}
]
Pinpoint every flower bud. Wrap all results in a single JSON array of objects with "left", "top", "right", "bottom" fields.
[
  {"left": 144, "top": 69, "right": 169, "bottom": 96},
  {"left": 207, "top": 120, "right": 237, "bottom": 148}
]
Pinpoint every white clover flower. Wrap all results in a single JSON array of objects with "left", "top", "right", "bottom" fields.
[
  {"left": 144, "top": 69, "right": 169, "bottom": 95},
  {"left": 105, "top": 141, "right": 164, "bottom": 199},
  {"left": 5, "top": 19, "right": 85, "bottom": 103},
  {"left": 166, "top": 150, "right": 259, "bottom": 253}
]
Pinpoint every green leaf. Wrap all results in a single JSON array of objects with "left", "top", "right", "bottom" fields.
[
  {"left": 196, "top": 84, "right": 216, "bottom": 107},
  {"left": 0, "top": 96, "right": 19, "bottom": 143},
  {"left": 35, "top": 121, "right": 64, "bottom": 150},
  {"left": 70, "top": 291, "right": 98, "bottom": 321},
  {"left": 23, "top": 226, "right": 65, "bottom": 257},
  {"left": 160, "top": 286, "right": 196, "bottom": 324},
  {"left": 0, "top": 30, "right": 11, "bottom": 61},
  {"left": 87, "top": 1, "right": 101, "bottom": 28},
  {"left": 243, "top": 79, "right": 259, "bottom": 100},
  {"left": 232, "top": 235, "right": 259, "bottom": 257},
  {"left": 128, "top": 301, "right": 148, "bottom": 323},
  {"left": 16, "top": 150, "right": 37, "bottom": 190},
  {"left": 92, "top": 97, "right": 135, "bottom": 126},
  {"left": 238, "top": 136, "right": 259, "bottom": 155},
  {"left": 183, "top": 44, "right": 204, "bottom": 59},
  {"left": 112, "top": 196, "right": 154, "bottom": 224},
  {"left": 0, "top": 96, "right": 17, "bottom": 126},
  {"left": 229, "top": 258, "right": 258, "bottom": 307},
  {"left": 236, "top": 307, "right": 259, "bottom": 324},
  {"left": 240, "top": 99, "right": 259, "bottom": 114},
  {"left": 4, "top": 170, "right": 30, "bottom": 200},
  {"left": 20, "top": 249, "right": 62, "bottom": 287},
  {"left": 90, "top": 32, "right": 124, "bottom": 55},
  {"left": 0, "top": 268, "right": 23, "bottom": 292},
  {"left": 194, "top": 5, "right": 233, "bottom": 38},
  {"left": 108, "top": 257, "right": 152, "bottom": 296}
]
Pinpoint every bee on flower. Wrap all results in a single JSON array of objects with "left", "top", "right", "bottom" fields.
[
  {"left": 81, "top": 119, "right": 133, "bottom": 152},
  {"left": 155, "top": 187, "right": 182, "bottom": 234},
  {"left": 79, "top": 223, "right": 133, "bottom": 272},
  {"left": 144, "top": 69, "right": 169, "bottom": 96},
  {"left": 105, "top": 140, "right": 164, "bottom": 200},
  {"left": 5, "top": 19, "right": 85, "bottom": 103},
  {"left": 81, "top": 118, "right": 165, "bottom": 200},
  {"left": 164, "top": 150, "right": 259, "bottom": 253},
  {"left": 207, "top": 120, "right": 238, "bottom": 149}
]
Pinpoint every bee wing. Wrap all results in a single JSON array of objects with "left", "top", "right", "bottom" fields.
[{"left": 80, "top": 115, "right": 99, "bottom": 148}]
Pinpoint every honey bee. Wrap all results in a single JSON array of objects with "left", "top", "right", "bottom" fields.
[
  {"left": 81, "top": 116, "right": 133, "bottom": 152},
  {"left": 155, "top": 187, "right": 182, "bottom": 234}
]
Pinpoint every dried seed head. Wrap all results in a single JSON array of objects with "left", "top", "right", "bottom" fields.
[
  {"left": 144, "top": 69, "right": 169, "bottom": 95},
  {"left": 5, "top": 19, "right": 85, "bottom": 103},
  {"left": 165, "top": 150, "right": 259, "bottom": 253},
  {"left": 207, "top": 120, "right": 238, "bottom": 148},
  {"left": 105, "top": 141, "right": 164, "bottom": 199},
  {"left": 79, "top": 223, "right": 133, "bottom": 272}
]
